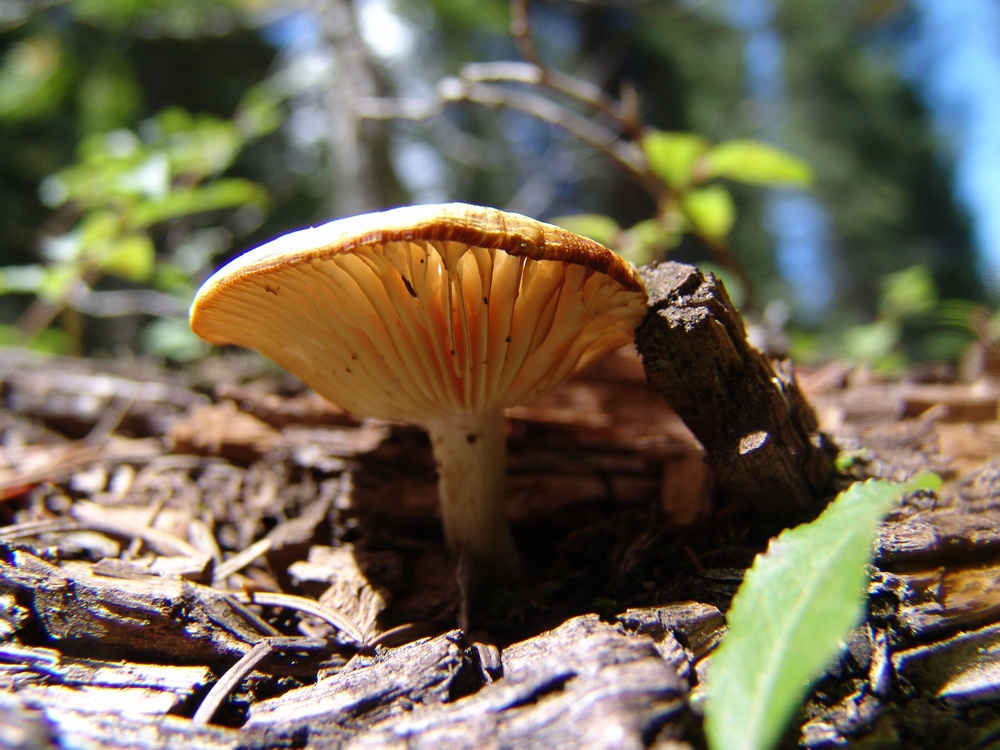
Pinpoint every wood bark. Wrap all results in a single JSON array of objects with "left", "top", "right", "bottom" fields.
[
  {"left": 1, "top": 344, "right": 1000, "bottom": 748},
  {"left": 635, "top": 261, "right": 834, "bottom": 518}
]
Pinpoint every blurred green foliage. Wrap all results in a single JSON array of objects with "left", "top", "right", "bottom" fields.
[
  {"left": 554, "top": 130, "right": 812, "bottom": 268},
  {"left": 786, "top": 263, "right": 980, "bottom": 373},
  {"left": 0, "top": 0, "right": 990, "bottom": 370},
  {"left": 0, "top": 80, "right": 281, "bottom": 358},
  {"left": 0, "top": 0, "right": 310, "bottom": 359}
]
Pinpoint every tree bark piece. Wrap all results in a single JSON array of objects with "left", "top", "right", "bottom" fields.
[
  {"left": 635, "top": 262, "right": 833, "bottom": 517},
  {"left": 872, "top": 564, "right": 1000, "bottom": 638},
  {"left": 892, "top": 621, "right": 1000, "bottom": 707},
  {"left": 245, "top": 631, "right": 469, "bottom": 733},
  {"left": 875, "top": 507, "right": 1000, "bottom": 566},
  {"left": 347, "top": 615, "right": 689, "bottom": 750},
  {"left": 0, "top": 544, "right": 265, "bottom": 666},
  {"left": 0, "top": 349, "right": 208, "bottom": 437},
  {"left": 0, "top": 691, "right": 242, "bottom": 750}
]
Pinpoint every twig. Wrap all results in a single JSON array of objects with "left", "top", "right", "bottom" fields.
[
  {"left": 122, "top": 494, "right": 169, "bottom": 562},
  {"left": 192, "top": 640, "right": 272, "bottom": 725},
  {"left": 85, "top": 396, "right": 135, "bottom": 449},
  {"left": 446, "top": 79, "right": 643, "bottom": 167},
  {"left": 66, "top": 287, "right": 188, "bottom": 318},
  {"left": 358, "top": 78, "right": 653, "bottom": 191},
  {"left": 192, "top": 635, "right": 330, "bottom": 725},
  {"left": 505, "top": 0, "right": 642, "bottom": 138},
  {"left": 225, "top": 597, "right": 283, "bottom": 638},
  {"left": 355, "top": 0, "right": 665, "bottom": 204},
  {"left": 14, "top": 268, "right": 100, "bottom": 345},
  {"left": 0, "top": 516, "right": 206, "bottom": 561},
  {"left": 510, "top": 0, "right": 543, "bottom": 68},
  {"left": 226, "top": 590, "right": 367, "bottom": 645},
  {"left": 464, "top": 61, "right": 639, "bottom": 134},
  {"left": 212, "top": 537, "right": 273, "bottom": 585}
]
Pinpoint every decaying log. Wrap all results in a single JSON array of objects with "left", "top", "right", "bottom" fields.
[{"left": 635, "top": 262, "right": 834, "bottom": 517}]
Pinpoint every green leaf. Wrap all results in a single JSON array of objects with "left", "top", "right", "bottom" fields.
[
  {"left": 430, "top": 0, "right": 510, "bottom": 33},
  {"left": 76, "top": 54, "right": 141, "bottom": 135},
  {"left": 879, "top": 265, "right": 937, "bottom": 320},
  {"left": 130, "top": 178, "right": 268, "bottom": 228},
  {"left": 704, "top": 475, "right": 941, "bottom": 750},
  {"left": 99, "top": 234, "right": 155, "bottom": 282},
  {"left": 706, "top": 140, "right": 812, "bottom": 186},
  {"left": 682, "top": 186, "right": 735, "bottom": 241},
  {"left": 153, "top": 261, "right": 197, "bottom": 297},
  {"left": 38, "top": 265, "right": 77, "bottom": 303},
  {"left": 0, "top": 36, "right": 71, "bottom": 122},
  {"left": 841, "top": 319, "right": 900, "bottom": 363},
  {"left": 235, "top": 82, "right": 284, "bottom": 141},
  {"left": 155, "top": 108, "right": 243, "bottom": 178},
  {"left": 0, "top": 265, "right": 47, "bottom": 294},
  {"left": 550, "top": 214, "right": 621, "bottom": 247},
  {"left": 933, "top": 298, "right": 979, "bottom": 330},
  {"left": 642, "top": 130, "right": 709, "bottom": 190},
  {"left": 142, "top": 317, "right": 208, "bottom": 362},
  {"left": 619, "top": 217, "right": 677, "bottom": 266},
  {"left": 0, "top": 323, "right": 70, "bottom": 354}
]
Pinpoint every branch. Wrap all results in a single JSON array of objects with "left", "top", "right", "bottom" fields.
[
  {"left": 66, "top": 287, "right": 188, "bottom": 318},
  {"left": 357, "top": 79, "right": 655, "bottom": 191},
  {"left": 461, "top": 61, "right": 639, "bottom": 137}
]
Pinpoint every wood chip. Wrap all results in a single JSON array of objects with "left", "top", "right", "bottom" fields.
[
  {"left": 288, "top": 545, "right": 392, "bottom": 642},
  {"left": 872, "top": 563, "right": 1000, "bottom": 637},
  {"left": 245, "top": 631, "right": 468, "bottom": 729},
  {"left": 1, "top": 545, "right": 266, "bottom": 665},
  {"left": 348, "top": 616, "right": 687, "bottom": 750},
  {"left": 893, "top": 622, "right": 1000, "bottom": 707},
  {"left": 168, "top": 402, "right": 281, "bottom": 465}
]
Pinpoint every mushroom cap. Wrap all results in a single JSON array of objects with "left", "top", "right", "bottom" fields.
[{"left": 191, "top": 203, "right": 647, "bottom": 424}]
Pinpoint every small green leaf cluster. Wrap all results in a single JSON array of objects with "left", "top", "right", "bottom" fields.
[
  {"left": 0, "top": 80, "right": 282, "bottom": 359},
  {"left": 703, "top": 474, "right": 941, "bottom": 750},
  {"left": 553, "top": 132, "right": 811, "bottom": 267},
  {"left": 837, "top": 265, "right": 979, "bottom": 372}
]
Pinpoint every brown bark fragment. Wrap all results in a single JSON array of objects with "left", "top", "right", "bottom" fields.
[
  {"left": 245, "top": 631, "right": 468, "bottom": 731},
  {"left": 347, "top": 616, "right": 689, "bottom": 750},
  {"left": 0, "top": 544, "right": 264, "bottom": 665},
  {"left": 634, "top": 262, "right": 834, "bottom": 517}
]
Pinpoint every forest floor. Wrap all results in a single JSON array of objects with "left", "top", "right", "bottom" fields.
[{"left": 1, "top": 344, "right": 1000, "bottom": 749}]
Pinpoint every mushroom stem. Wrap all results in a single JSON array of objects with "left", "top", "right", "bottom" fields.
[{"left": 426, "top": 409, "right": 523, "bottom": 583}]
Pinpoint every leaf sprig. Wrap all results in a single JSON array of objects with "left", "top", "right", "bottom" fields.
[{"left": 704, "top": 474, "right": 941, "bottom": 750}]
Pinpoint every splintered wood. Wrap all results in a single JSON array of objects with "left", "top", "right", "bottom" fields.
[{"left": 2, "top": 322, "right": 1000, "bottom": 748}]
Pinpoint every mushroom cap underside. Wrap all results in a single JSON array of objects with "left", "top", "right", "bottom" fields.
[{"left": 191, "top": 203, "right": 648, "bottom": 424}]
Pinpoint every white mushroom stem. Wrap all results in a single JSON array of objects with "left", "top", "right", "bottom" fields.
[{"left": 426, "top": 409, "right": 523, "bottom": 583}]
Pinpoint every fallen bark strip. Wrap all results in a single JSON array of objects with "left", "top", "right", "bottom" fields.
[
  {"left": 0, "top": 544, "right": 274, "bottom": 666},
  {"left": 635, "top": 261, "right": 834, "bottom": 517},
  {"left": 0, "top": 691, "right": 243, "bottom": 750},
  {"left": 346, "top": 616, "right": 689, "bottom": 750},
  {"left": 0, "top": 642, "right": 213, "bottom": 694},
  {"left": 245, "top": 631, "right": 469, "bottom": 732}
]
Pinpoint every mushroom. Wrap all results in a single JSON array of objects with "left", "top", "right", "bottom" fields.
[{"left": 190, "top": 203, "right": 647, "bottom": 584}]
